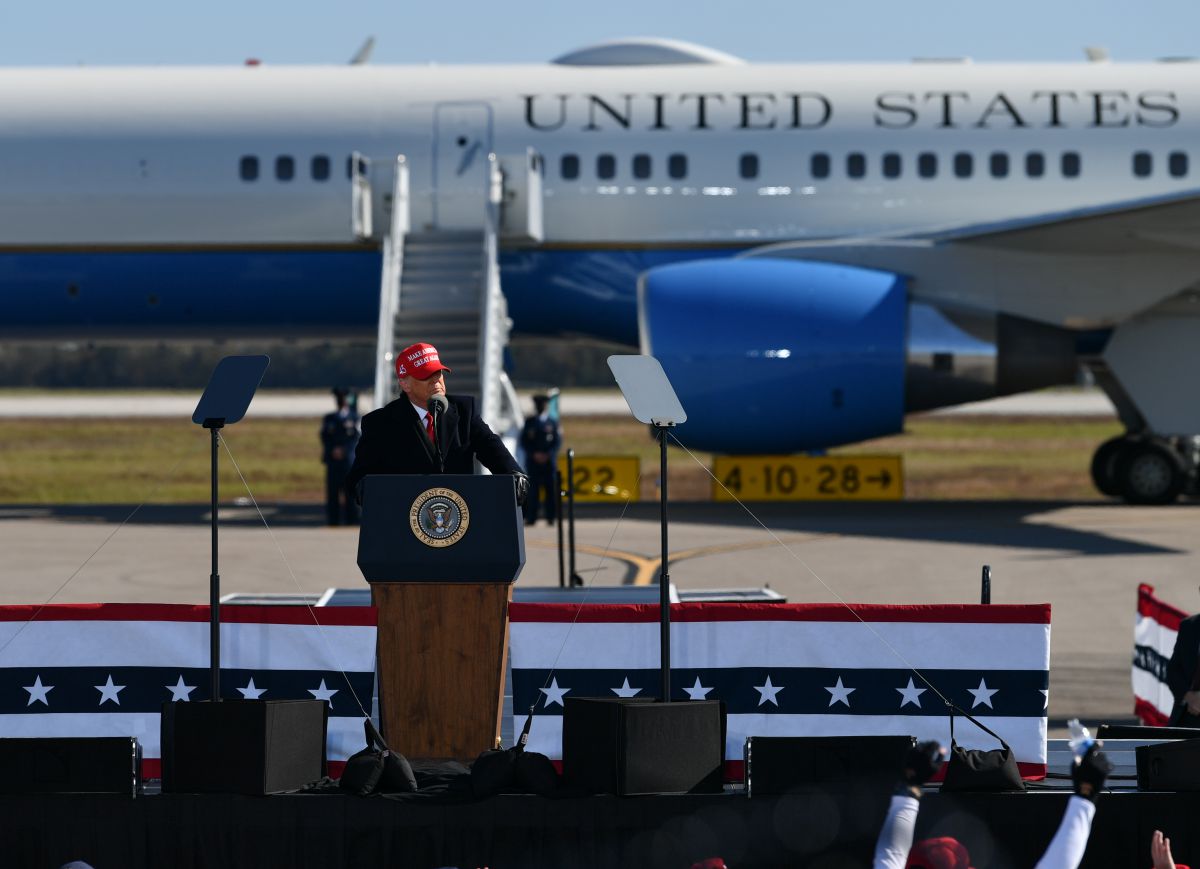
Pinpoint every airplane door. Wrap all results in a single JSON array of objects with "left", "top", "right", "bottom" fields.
[{"left": 433, "top": 102, "right": 493, "bottom": 229}]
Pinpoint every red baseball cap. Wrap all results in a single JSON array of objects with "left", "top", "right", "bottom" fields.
[{"left": 395, "top": 342, "right": 452, "bottom": 380}]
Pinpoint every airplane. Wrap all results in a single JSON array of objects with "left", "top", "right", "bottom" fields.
[{"left": 1, "top": 37, "right": 1198, "bottom": 503}]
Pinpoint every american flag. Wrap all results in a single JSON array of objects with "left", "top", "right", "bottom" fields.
[
  {"left": 510, "top": 602, "right": 1050, "bottom": 780},
  {"left": 0, "top": 603, "right": 376, "bottom": 778},
  {"left": 1133, "top": 583, "right": 1187, "bottom": 726}
]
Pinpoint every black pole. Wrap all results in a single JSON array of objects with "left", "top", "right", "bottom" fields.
[
  {"left": 556, "top": 469, "right": 566, "bottom": 589},
  {"left": 567, "top": 449, "right": 578, "bottom": 586},
  {"left": 205, "top": 421, "right": 223, "bottom": 702},
  {"left": 658, "top": 424, "right": 670, "bottom": 702},
  {"left": 981, "top": 565, "right": 992, "bottom": 605}
]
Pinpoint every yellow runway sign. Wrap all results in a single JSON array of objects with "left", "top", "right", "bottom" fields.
[
  {"left": 712, "top": 455, "right": 903, "bottom": 501},
  {"left": 557, "top": 455, "right": 640, "bottom": 502}
]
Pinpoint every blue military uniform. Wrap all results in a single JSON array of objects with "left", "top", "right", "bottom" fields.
[
  {"left": 321, "top": 389, "right": 360, "bottom": 525},
  {"left": 519, "top": 401, "right": 561, "bottom": 525}
]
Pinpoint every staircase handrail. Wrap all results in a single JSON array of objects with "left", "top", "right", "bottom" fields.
[{"left": 372, "top": 155, "right": 409, "bottom": 412}]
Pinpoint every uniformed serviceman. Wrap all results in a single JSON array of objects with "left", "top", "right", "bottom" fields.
[
  {"left": 320, "top": 386, "right": 360, "bottom": 526},
  {"left": 519, "top": 394, "right": 561, "bottom": 525}
]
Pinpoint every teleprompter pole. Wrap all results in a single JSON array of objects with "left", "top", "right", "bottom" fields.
[
  {"left": 204, "top": 419, "right": 225, "bottom": 702},
  {"left": 190, "top": 354, "right": 270, "bottom": 705},
  {"left": 658, "top": 423, "right": 670, "bottom": 702}
]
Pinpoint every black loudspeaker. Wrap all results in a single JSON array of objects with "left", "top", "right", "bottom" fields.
[
  {"left": 1136, "top": 738, "right": 1200, "bottom": 791},
  {"left": 161, "top": 699, "right": 327, "bottom": 795},
  {"left": 563, "top": 697, "right": 724, "bottom": 795},
  {"left": 0, "top": 737, "right": 141, "bottom": 796},
  {"left": 744, "top": 735, "right": 916, "bottom": 796}
]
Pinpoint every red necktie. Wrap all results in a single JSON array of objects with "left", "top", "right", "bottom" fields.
[{"left": 425, "top": 412, "right": 435, "bottom": 444}]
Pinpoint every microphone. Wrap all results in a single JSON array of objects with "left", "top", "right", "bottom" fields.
[{"left": 427, "top": 394, "right": 448, "bottom": 472}]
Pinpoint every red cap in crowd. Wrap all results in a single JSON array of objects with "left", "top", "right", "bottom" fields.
[
  {"left": 395, "top": 343, "right": 452, "bottom": 380},
  {"left": 907, "top": 837, "right": 973, "bottom": 869}
]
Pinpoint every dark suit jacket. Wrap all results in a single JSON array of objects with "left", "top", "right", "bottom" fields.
[
  {"left": 345, "top": 394, "right": 523, "bottom": 497},
  {"left": 1167, "top": 613, "right": 1200, "bottom": 725}
]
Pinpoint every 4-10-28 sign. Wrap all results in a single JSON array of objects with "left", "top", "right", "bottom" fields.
[{"left": 712, "top": 455, "right": 903, "bottom": 502}]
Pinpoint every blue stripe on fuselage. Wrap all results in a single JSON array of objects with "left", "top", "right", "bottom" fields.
[{"left": 0, "top": 246, "right": 745, "bottom": 343}]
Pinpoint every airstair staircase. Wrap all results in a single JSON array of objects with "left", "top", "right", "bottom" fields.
[{"left": 362, "top": 150, "right": 544, "bottom": 441}]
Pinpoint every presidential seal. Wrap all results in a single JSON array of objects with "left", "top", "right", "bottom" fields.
[{"left": 409, "top": 487, "right": 470, "bottom": 548}]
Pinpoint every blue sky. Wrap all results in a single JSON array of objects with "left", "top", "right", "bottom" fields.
[{"left": 3, "top": 0, "right": 1196, "bottom": 66}]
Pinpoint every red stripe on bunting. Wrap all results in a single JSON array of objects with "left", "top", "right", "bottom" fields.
[
  {"left": 140, "top": 759, "right": 347, "bottom": 781},
  {"left": 1137, "top": 583, "right": 1188, "bottom": 632},
  {"left": 510, "top": 602, "right": 1050, "bottom": 625},
  {"left": 1135, "top": 697, "right": 1171, "bottom": 728},
  {"left": 0, "top": 603, "right": 376, "bottom": 626}
]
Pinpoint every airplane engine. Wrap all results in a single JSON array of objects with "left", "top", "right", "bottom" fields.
[
  {"left": 639, "top": 258, "right": 907, "bottom": 453},
  {"left": 639, "top": 258, "right": 1081, "bottom": 454}
]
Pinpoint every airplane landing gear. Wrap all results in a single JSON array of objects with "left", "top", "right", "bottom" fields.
[{"left": 1090, "top": 435, "right": 1191, "bottom": 505}]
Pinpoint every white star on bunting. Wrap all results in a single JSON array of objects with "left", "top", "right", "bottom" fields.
[
  {"left": 238, "top": 678, "right": 267, "bottom": 700},
  {"left": 611, "top": 678, "right": 641, "bottom": 698},
  {"left": 754, "top": 675, "right": 784, "bottom": 707},
  {"left": 539, "top": 677, "right": 569, "bottom": 708},
  {"left": 308, "top": 679, "right": 338, "bottom": 706},
  {"left": 896, "top": 678, "right": 926, "bottom": 708},
  {"left": 23, "top": 675, "right": 52, "bottom": 707},
  {"left": 166, "top": 675, "right": 196, "bottom": 702},
  {"left": 684, "top": 677, "right": 713, "bottom": 700},
  {"left": 968, "top": 678, "right": 998, "bottom": 709},
  {"left": 825, "top": 676, "right": 855, "bottom": 708},
  {"left": 1040, "top": 689, "right": 1049, "bottom": 709},
  {"left": 95, "top": 675, "right": 125, "bottom": 706}
]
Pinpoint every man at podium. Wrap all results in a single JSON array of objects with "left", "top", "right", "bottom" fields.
[{"left": 346, "top": 342, "right": 528, "bottom": 503}]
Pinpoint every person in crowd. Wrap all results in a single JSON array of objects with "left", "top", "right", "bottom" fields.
[
  {"left": 873, "top": 740, "right": 1112, "bottom": 869},
  {"left": 345, "top": 342, "right": 527, "bottom": 504},
  {"left": 1166, "top": 598, "right": 1200, "bottom": 725},
  {"left": 320, "top": 386, "right": 360, "bottom": 526},
  {"left": 1152, "top": 829, "right": 1190, "bottom": 869},
  {"left": 519, "top": 394, "right": 561, "bottom": 526}
]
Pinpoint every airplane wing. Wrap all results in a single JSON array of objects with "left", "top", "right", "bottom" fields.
[
  {"left": 745, "top": 187, "right": 1200, "bottom": 327},
  {"left": 929, "top": 185, "right": 1200, "bottom": 254}
]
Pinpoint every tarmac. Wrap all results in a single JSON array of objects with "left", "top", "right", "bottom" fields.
[{"left": 0, "top": 387, "right": 1118, "bottom": 418}]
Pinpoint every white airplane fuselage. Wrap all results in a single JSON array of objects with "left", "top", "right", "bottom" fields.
[{"left": 2, "top": 59, "right": 1197, "bottom": 344}]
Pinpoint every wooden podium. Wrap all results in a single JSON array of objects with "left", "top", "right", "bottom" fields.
[{"left": 357, "top": 475, "right": 524, "bottom": 760}]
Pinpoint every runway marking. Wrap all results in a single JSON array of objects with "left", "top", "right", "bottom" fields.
[{"left": 527, "top": 538, "right": 821, "bottom": 585}]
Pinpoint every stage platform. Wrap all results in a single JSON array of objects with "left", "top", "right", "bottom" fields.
[{"left": 5, "top": 785, "right": 1195, "bottom": 869}]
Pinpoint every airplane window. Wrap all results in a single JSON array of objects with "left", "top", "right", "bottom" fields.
[
  {"left": 239, "top": 156, "right": 259, "bottom": 182},
  {"left": 846, "top": 153, "right": 866, "bottom": 178},
  {"left": 633, "top": 154, "right": 652, "bottom": 179},
  {"left": 1133, "top": 152, "right": 1153, "bottom": 177},
  {"left": 954, "top": 153, "right": 973, "bottom": 178},
  {"left": 1170, "top": 151, "right": 1189, "bottom": 177},
  {"left": 561, "top": 154, "right": 580, "bottom": 180},
  {"left": 918, "top": 152, "right": 937, "bottom": 179},
  {"left": 811, "top": 153, "right": 830, "bottom": 179},
  {"left": 1025, "top": 152, "right": 1045, "bottom": 177},
  {"left": 882, "top": 153, "right": 901, "bottom": 179},
  {"left": 1061, "top": 152, "right": 1081, "bottom": 178},
  {"left": 989, "top": 152, "right": 1009, "bottom": 178},
  {"left": 668, "top": 153, "right": 687, "bottom": 179},
  {"left": 597, "top": 154, "right": 616, "bottom": 179},
  {"left": 311, "top": 155, "right": 330, "bottom": 181},
  {"left": 275, "top": 156, "right": 295, "bottom": 182},
  {"left": 739, "top": 153, "right": 759, "bottom": 179}
]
